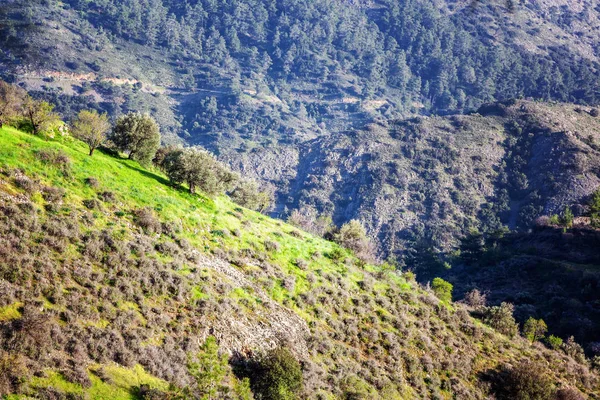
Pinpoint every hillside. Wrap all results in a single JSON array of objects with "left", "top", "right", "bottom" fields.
[
  {"left": 445, "top": 224, "right": 600, "bottom": 352},
  {"left": 0, "top": 126, "right": 599, "bottom": 398},
  {"left": 3, "top": 0, "right": 600, "bottom": 260},
  {"left": 236, "top": 100, "right": 600, "bottom": 259}
]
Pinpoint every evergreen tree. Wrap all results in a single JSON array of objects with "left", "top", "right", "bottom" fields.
[{"left": 187, "top": 336, "right": 229, "bottom": 400}]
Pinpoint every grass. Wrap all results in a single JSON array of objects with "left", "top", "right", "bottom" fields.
[
  {"left": 0, "top": 302, "right": 22, "bottom": 322},
  {"left": 0, "top": 126, "right": 348, "bottom": 287},
  {"left": 18, "top": 364, "right": 169, "bottom": 400}
]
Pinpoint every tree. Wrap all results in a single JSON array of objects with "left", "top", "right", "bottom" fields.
[
  {"left": 154, "top": 146, "right": 186, "bottom": 186},
  {"left": 483, "top": 302, "right": 519, "bottom": 337},
  {"left": 249, "top": 347, "right": 303, "bottom": 400},
  {"left": 523, "top": 317, "right": 547, "bottom": 343},
  {"left": 432, "top": 277, "right": 453, "bottom": 302},
  {"left": 546, "top": 335, "right": 563, "bottom": 351},
  {"left": 187, "top": 336, "right": 228, "bottom": 400},
  {"left": 589, "top": 190, "right": 600, "bottom": 228},
  {"left": 561, "top": 206, "right": 574, "bottom": 228},
  {"left": 180, "top": 148, "right": 237, "bottom": 195},
  {"left": 459, "top": 229, "right": 484, "bottom": 265},
  {"left": 229, "top": 180, "right": 272, "bottom": 212},
  {"left": 0, "top": 80, "right": 26, "bottom": 128},
  {"left": 71, "top": 110, "right": 111, "bottom": 156},
  {"left": 23, "top": 97, "right": 60, "bottom": 136},
  {"left": 110, "top": 112, "right": 161, "bottom": 165}
]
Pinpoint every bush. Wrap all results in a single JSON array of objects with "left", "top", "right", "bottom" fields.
[
  {"left": 186, "top": 336, "right": 228, "bottom": 399},
  {"left": 491, "top": 359, "right": 555, "bottom": 400},
  {"left": 248, "top": 347, "right": 303, "bottom": 400},
  {"left": 560, "top": 206, "right": 574, "bottom": 228},
  {"left": 555, "top": 387, "right": 585, "bottom": 400},
  {"left": 464, "top": 289, "right": 486, "bottom": 309},
  {"left": 431, "top": 277, "right": 453, "bottom": 302},
  {"left": 589, "top": 190, "right": 600, "bottom": 228},
  {"left": 546, "top": 335, "right": 563, "bottom": 351},
  {"left": 483, "top": 302, "right": 519, "bottom": 337},
  {"left": 133, "top": 207, "right": 161, "bottom": 234},
  {"left": 287, "top": 206, "right": 333, "bottom": 237},
  {"left": 523, "top": 317, "right": 547, "bottom": 343},
  {"left": 35, "top": 149, "right": 72, "bottom": 176},
  {"left": 0, "top": 351, "right": 29, "bottom": 396},
  {"left": 333, "top": 220, "right": 375, "bottom": 262},
  {"left": 563, "top": 336, "right": 586, "bottom": 364}
]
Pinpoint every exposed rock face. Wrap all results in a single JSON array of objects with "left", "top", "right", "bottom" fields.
[
  {"left": 195, "top": 254, "right": 310, "bottom": 357},
  {"left": 228, "top": 101, "right": 600, "bottom": 258}
]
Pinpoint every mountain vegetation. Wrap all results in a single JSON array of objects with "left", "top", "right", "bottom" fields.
[
  {"left": 0, "top": 93, "right": 598, "bottom": 398},
  {"left": 2, "top": 0, "right": 600, "bottom": 398}
]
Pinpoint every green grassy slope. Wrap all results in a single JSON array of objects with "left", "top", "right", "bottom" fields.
[{"left": 0, "top": 127, "right": 598, "bottom": 399}]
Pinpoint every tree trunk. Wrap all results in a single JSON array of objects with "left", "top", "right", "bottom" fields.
[{"left": 89, "top": 147, "right": 95, "bottom": 156}]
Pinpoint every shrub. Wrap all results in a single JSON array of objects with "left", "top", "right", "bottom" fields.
[
  {"left": 560, "top": 206, "right": 574, "bottom": 228},
  {"left": 287, "top": 206, "right": 333, "bottom": 237},
  {"left": 35, "top": 149, "right": 72, "bottom": 176},
  {"left": 555, "top": 387, "right": 585, "bottom": 400},
  {"left": 483, "top": 302, "right": 519, "bottom": 337},
  {"left": 546, "top": 335, "right": 563, "bottom": 351},
  {"left": 133, "top": 207, "right": 161, "bottom": 234},
  {"left": 340, "top": 375, "right": 378, "bottom": 399},
  {"left": 563, "top": 336, "right": 586, "bottom": 364},
  {"left": 491, "top": 359, "right": 555, "bottom": 400},
  {"left": 333, "top": 220, "right": 375, "bottom": 262},
  {"left": 186, "top": 336, "right": 228, "bottom": 399},
  {"left": 264, "top": 240, "right": 280, "bottom": 252},
  {"left": 83, "top": 198, "right": 101, "bottom": 209},
  {"left": 0, "top": 351, "right": 29, "bottom": 396},
  {"left": 84, "top": 177, "right": 100, "bottom": 188},
  {"left": 42, "top": 186, "right": 65, "bottom": 203},
  {"left": 464, "top": 289, "right": 486, "bottom": 309},
  {"left": 98, "top": 191, "right": 116, "bottom": 203},
  {"left": 248, "top": 347, "right": 303, "bottom": 400},
  {"left": 589, "top": 190, "right": 600, "bottom": 228},
  {"left": 432, "top": 277, "right": 453, "bottom": 302},
  {"left": 523, "top": 317, "right": 547, "bottom": 343}
]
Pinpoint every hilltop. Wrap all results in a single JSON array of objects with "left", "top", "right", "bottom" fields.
[{"left": 0, "top": 126, "right": 598, "bottom": 398}]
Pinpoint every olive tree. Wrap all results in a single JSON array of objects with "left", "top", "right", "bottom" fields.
[
  {"left": 23, "top": 97, "right": 60, "bottom": 136},
  {"left": 110, "top": 112, "right": 160, "bottom": 164},
  {"left": 0, "top": 81, "right": 26, "bottom": 129},
  {"left": 71, "top": 110, "right": 111, "bottom": 156}
]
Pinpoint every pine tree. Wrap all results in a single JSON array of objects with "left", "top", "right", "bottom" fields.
[{"left": 187, "top": 336, "right": 229, "bottom": 400}]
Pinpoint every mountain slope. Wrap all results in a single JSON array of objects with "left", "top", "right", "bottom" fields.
[
  {"left": 234, "top": 100, "right": 600, "bottom": 259},
  {"left": 0, "top": 127, "right": 598, "bottom": 398}
]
